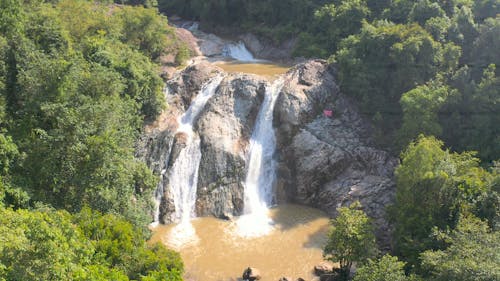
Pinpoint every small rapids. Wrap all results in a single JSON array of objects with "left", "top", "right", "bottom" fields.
[{"left": 222, "top": 41, "right": 258, "bottom": 62}]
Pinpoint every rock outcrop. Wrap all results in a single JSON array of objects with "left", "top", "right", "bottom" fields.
[
  {"left": 314, "top": 261, "right": 336, "bottom": 276},
  {"left": 243, "top": 267, "right": 262, "bottom": 281},
  {"left": 275, "top": 60, "right": 397, "bottom": 248},
  {"left": 195, "top": 75, "right": 266, "bottom": 218},
  {"left": 138, "top": 59, "right": 397, "bottom": 247},
  {"left": 137, "top": 62, "right": 267, "bottom": 223},
  {"left": 239, "top": 33, "right": 296, "bottom": 61}
]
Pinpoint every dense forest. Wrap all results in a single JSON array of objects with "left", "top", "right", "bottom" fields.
[
  {"left": 0, "top": 0, "right": 186, "bottom": 279},
  {"left": 1, "top": 0, "right": 499, "bottom": 280}
]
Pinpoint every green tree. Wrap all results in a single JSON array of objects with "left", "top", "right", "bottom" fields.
[
  {"left": 334, "top": 21, "right": 450, "bottom": 145},
  {"left": 391, "top": 135, "right": 496, "bottom": 269},
  {"left": 73, "top": 208, "right": 183, "bottom": 281},
  {"left": 398, "top": 82, "right": 452, "bottom": 147},
  {"left": 470, "top": 17, "right": 500, "bottom": 79},
  {"left": 0, "top": 208, "right": 94, "bottom": 281},
  {"left": 447, "top": 5, "right": 479, "bottom": 64},
  {"left": 421, "top": 215, "right": 500, "bottom": 281},
  {"left": 0, "top": 0, "right": 25, "bottom": 36},
  {"left": 116, "top": 5, "right": 173, "bottom": 60},
  {"left": 0, "top": 207, "right": 183, "bottom": 281},
  {"left": 310, "top": 0, "right": 370, "bottom": 53},
  {"left": 473, "top": 0, "right": 499, "bottom": 22},
  {"left": 353, "top": 254, "right": 420, "bottom": 281},
  {"left": 408, "top": 0, "right": 446, "bottom": 26},
  {"left": 440, "top": 64, "right": 500, "bottom": 162},
  {"left": 323, "top": 202, "right": 377, "bottom": 280}
]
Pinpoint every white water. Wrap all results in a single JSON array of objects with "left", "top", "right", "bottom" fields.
[
  {"left": 151, "top": 86, "right": 175, "bottom": 228},
  {"left": 222, "top": 41, "right": 258, "bottom": 62},
  {"left": 237, "top": 79, "right": 284, "bottom": 237},
  {"left": 151, "top": 76, "right": 224, "bottom": 229}
]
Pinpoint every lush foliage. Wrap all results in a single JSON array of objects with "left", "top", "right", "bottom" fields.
[
  {"left": 421, "top": 215, "right": 500, "bottom": 281},
  {"left": 323, "top": 202, "right": 377, "bottom": 280},
  {"left": 0, "top": 0, "right": 189, "bottom": 226},
  {"left": 159, "top": 0, "right": 324, "bottom": 42},
  {"left": 0, "top": 207, "right": 183, "bottom": 281},
  {"left": 390, "top": 135, "right": 499, "bottom": 270},
  {"left": 0, "top": 0, "right": 186, "bottom": 279},
  {"left": 353, "top": 254, "right": 420, "bottom": 281},
  {"left": 163, "top": 0, "right": 499, "bottom": 163}
]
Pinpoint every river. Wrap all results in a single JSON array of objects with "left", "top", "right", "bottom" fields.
[{"left": 150, "top": 204, "right": 330, "bottom": 281}]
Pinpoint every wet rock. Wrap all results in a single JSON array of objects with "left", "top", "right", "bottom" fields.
[
  {"left": 195, "top": 75, "right": 266, "bottom": 219},
  {"left": 319, "top": 273, "right": 339, "bottom": 281},
  {"left": 242, "top": 267, "right": 261, "bottom": 281},
  {"left": 167, "top": 62, "right": 223, "bottom": 111},
  {"left": 314, "top": 261, "right": 335, "bottom": 276}
]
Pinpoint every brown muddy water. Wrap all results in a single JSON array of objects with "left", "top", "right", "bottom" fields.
[
  {"left": 215, "top": 61, "right": 290, "bottom": 78},
  {"left": 150, "top": 204, "right": 330, "bottom": 281}
]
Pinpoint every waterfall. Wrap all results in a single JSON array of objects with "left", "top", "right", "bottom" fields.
[
  {"left": 151, "top": 75, "right": 224, "bottom": 228},
  {"left": 222, "top": 41, "right": 257, "bottom": 62},
  {"left": 236, "top": 79, "right": 284, "bottom": 237}
]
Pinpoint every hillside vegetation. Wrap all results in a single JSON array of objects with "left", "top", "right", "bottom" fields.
[
  {"left": 0, "top": 0, "right": 498, "bottom": 280},
  {"left": 0, "top": 0, "right": 185, "bottom": 280},
  {"left": 162, "top": 0, "right": 499, "bottom": 162}
]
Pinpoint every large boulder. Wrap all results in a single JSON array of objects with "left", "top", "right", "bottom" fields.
[
  {"left": 167, "top": 62, "right": 223, "bottom": 113},
  {"left": 239, "top": 33, "right": 297, "bottom": 61},
  {"left": 242, "top": 267, "right": 262, "bottom": 281},
  {"left": 314, "top": 261, "right": 336, "bottom": 276}
]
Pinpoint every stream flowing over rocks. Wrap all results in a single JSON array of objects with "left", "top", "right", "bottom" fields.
[{"left": 137, "top": 58, "right": 397, "bottom": 248}]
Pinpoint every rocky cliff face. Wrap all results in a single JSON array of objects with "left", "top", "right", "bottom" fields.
[
  {"left": 275, "top": 60, "right": 398, "bottom": 248},
  {"left": 137, "top": 62, "right": 267, "bottom": 223},
  {"left": 138, "top": 60, "right": 397, "bottom": 247},
  {"left": 195, "top": 75, "right": 266, "bottom": 219}
]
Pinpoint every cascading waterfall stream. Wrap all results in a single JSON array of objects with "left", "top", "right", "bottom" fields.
[
  {"left": 236, "top": 78, "right": 284, "bottom": 237},
  {"left": 151, "top": 75, "right": 224, "bottom": 232},
  {"left": 222, "top": 41, "right": 258, "bottom": 62},
  {"left": 171, "top": 75, "right": 224, "bottom": 224}
]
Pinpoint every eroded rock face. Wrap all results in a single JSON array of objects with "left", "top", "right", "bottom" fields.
[
  {"left": 239, "top": 33, "right": 296, "bottom": 61},
  {"left": 139, "top": 59, "right": 397, "bottom": 248},
  {"left": 275, "top": 60, "right": 397, "bottom": 249},
  {"left": 195, "top": 75, "right": 266, "bottom": 218},
  {"left": 138, "top": 62, "right": 266, "bottom": 223}
]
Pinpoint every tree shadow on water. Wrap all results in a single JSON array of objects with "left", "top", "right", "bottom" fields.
[{"left": 269, "top": 204, "right": 331, "bottom": 250}]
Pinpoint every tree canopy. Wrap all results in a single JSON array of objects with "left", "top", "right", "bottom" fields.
[
  {"left": 0, "top": 1, "right": 188, "bottom": 279},
  {"left": 323, "top": 202, "right": 378, "bottom": 280}
]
